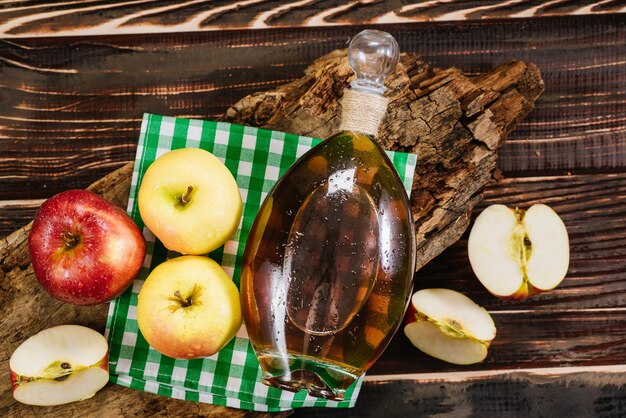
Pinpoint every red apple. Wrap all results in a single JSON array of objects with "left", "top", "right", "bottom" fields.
[{"left": 28, "top": 189, "right": 146, "bottom": 305}]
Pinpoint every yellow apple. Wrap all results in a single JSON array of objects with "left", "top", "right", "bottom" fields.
[
  {"left": 137, "top": 255, "right": 242, "bottom": 359},
  {"left": 138, "top": 148, "right": 242, "bottom": 255}
]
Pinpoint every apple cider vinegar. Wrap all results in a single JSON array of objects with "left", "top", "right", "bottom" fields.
[{"left": 241, "top": 30, "right": 416, "bottom": 400}]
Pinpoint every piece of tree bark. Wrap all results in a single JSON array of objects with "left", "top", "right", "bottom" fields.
[
  {"left": 0, "top": 51, "right": 542, "bottom": 416},
  {"left": 224, "top": 50, "right": 544, "bottom": 270}
]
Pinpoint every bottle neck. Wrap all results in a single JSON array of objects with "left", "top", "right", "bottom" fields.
[{"left": 338, "top": 89, "right": 389, "bottom": 137}]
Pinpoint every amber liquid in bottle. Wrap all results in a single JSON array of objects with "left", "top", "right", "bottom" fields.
[
  {"left": 241, "top": 131, "right": 415, "bottom": 399},
  {"left": 241, "top": 29, "right": 415, "bottom": 400}
]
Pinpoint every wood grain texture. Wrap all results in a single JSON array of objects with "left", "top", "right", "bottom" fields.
[
  {"left": 413, "top": 173, "right": 626, "bottom": 312},
  {"left": 0, "top": 0, "right": 624, "bottom": 38},
  {"left": 0, "top": 199, "right": 41, "bottom": 240},
  {"left": 297, "top": 373, "right": 626, "bottom": 417},
  {"left": 1, "top": 14, "right": 624, "bottom": 232}
]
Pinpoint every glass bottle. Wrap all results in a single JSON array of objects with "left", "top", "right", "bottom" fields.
[{"left": 241, "top": 30, "right": 416, "bottom": 401}]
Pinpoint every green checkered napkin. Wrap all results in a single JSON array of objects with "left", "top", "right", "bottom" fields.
[{"left": 105, "top": 113, "right": 417, "bottom": 411}]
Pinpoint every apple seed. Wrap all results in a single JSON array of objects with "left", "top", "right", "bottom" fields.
[{"left": 15, "top": 360, "right": 76, "bottom": 385}]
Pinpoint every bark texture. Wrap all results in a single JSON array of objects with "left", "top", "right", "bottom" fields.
[{"left": 224, "top": 50, "right": 544, "bottom": 269}]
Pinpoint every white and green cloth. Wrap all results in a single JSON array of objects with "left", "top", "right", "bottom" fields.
[{"left": 105, "top": 113, "right": 417, "bottom": 411}]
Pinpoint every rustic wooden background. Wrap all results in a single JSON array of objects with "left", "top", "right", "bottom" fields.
[{"left": 1, "top": 1, "right": 625, "bottom": 417}]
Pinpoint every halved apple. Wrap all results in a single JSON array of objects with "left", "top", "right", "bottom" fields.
[
  {"left": 10, "top": 325, "right": 109, "bottom": 406},
  {"left": 404, "top": 289, "right": 496, "bottom": 365},
  {"left": 468, "top": 203, "right": 569, "bottom": 299}
]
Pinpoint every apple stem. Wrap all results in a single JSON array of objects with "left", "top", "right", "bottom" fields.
[
  {"left": 62, "top": 231, "right": 81, "bottom": 249},
  {"left": 180, "top": 186, "right": 194, "bottom": 206},
  {"left": 173, "top": 290, "right": 193, "bottom": 307}
]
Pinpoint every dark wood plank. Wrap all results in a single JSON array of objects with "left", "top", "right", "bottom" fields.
[
  {"left": 1, "top": 14, "right": 624, "bottom": 212},
  {"left": 0, "top": 199, "right": 41, "bottom": 238},
  {"left": 296, "top": 373, "right": 626, "bottom": 417},
  {"left": 0, "top": 0, "right": 623, "bottom": 38},
  {"left": 374, "top": 172, "right": 626, "bottom": 375},
  {"left": 1, "top": 5, "right": 625, "bottom": 417},
  {"left": 416, "top": 172, "right": 626, "bottom": 312},
  {"left": 372, "top": 309, "right": 626, "bottom": 376}
]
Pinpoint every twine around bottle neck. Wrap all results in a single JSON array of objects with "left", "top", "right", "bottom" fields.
[{"left": 338, "top": 89, "right": 389, "bottom": 137}]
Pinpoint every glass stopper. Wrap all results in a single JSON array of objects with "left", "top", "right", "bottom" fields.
[{"left": 348, "top": 29, "right": 400, "bottom": 95}]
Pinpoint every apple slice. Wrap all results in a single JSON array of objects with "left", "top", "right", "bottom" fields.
[
  {"left": 468, "top": 203, "right": 569, "bottom": 299},
  {"left": 10, "top": 325, "right": 109, "bottom": 406},
  {"left": 404, "top": 289, "right": 496, "bottom": 365}
]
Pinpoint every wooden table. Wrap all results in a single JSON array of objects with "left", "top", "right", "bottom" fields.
[{"left": 1, "top": 2, "right": 625, "bottom": 417}]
